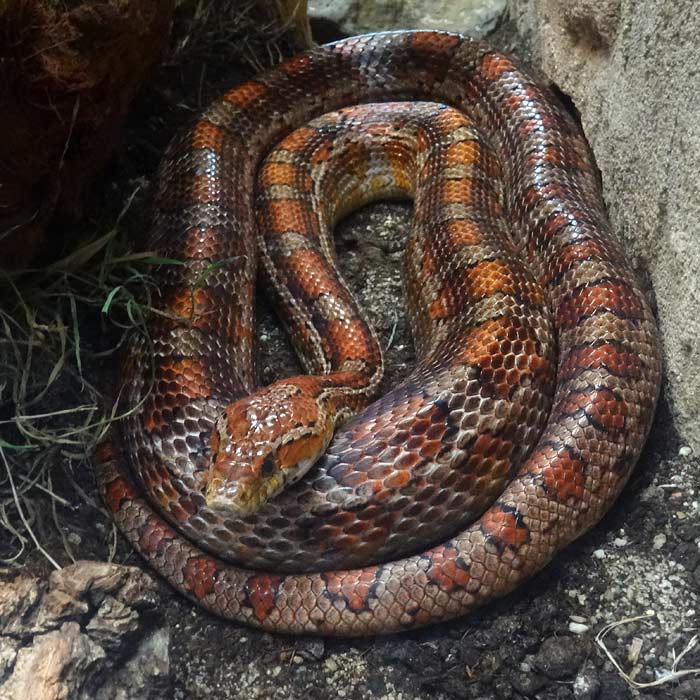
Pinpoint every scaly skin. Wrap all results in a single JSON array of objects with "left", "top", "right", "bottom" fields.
[{"left": 96, "top": 31, "right": 661, "bottom": 636}]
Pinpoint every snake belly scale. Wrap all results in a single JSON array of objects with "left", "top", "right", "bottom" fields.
[{"left": 96, "top": 31, "right": 662, "bottom": 636}]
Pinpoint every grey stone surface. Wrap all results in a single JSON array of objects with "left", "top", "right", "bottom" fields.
[
  {"left": 510, "top": 0, "right": 700, "bottom": 451},
  {"left": 0, "top": 562, "right": 168, "bottom": 700},
  {"left": 309, "top": 0, "right": 507, "bottom": 37}
]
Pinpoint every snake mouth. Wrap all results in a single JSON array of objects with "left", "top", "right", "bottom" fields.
[{"left": 204, "top": 468, "right": 285, "bottom": 516}]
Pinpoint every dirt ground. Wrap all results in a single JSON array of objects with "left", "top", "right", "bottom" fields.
[{"left": 3, "top": 17, "right": 699, "bottom": 700}]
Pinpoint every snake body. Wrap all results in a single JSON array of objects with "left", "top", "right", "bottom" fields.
[{"left": 97, "top": 31, "right": 661, "bottom": 636}]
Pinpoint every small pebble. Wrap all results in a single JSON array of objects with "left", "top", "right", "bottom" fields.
[
  {"left": 653, "top": 533, "right": 666, "bottom": 549},
  {"left": 569, "top": 615, "right": 587, "bottom": 624},
  {"left": 510, "top": 669, "right": 546, "bottom": 694},
  {"left": 573, "top": 670, "right": 600, "bottom": 700},
  {"left": 679, "top": 445, "right": 692, "bottom": 457},
  {"left": 533, "top": 636, "right": 586, "bottom": 679},
  {"left": 592, "top": 549, "right": 606, "bottom": 559},
  {"left": 296, "top": 638, "right": 325, "bottom": 660},
  {"left": 324, "top": 658, "right": 338, "bottom": 672},
  {"left": 569, "top": 622, "right": 589, "bottom": 634},
  {"left": 613, "top": 537, "right": 628, "bottom": 547}
]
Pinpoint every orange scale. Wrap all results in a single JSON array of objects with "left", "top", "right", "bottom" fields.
[
  {"left": 222, "top": 80, "right": 267, "bottom": 109},
  {"left": 190, "top": 120, "right": 226, "bottom": 150}
]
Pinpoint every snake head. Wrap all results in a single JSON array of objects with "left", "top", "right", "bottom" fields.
[{"left": 205, "top": 379, "right": 333, "bottom": 516}]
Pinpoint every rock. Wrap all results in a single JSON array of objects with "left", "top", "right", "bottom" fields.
[
  {"left": 294, "top": 637, "right": 326, "bottom": 661},
  {"left": 30, "top": 561, "right": 157, "bottom": 635},
  {"left": 95, "top": 627, "right": 170, "bottom": 700},
  {"left": 597, "top": 671, "right": 632, "bottom": 700},
  {"left": 573, "top": 664, "right": 601, "bottom": 700},
  {"left": 0, "top": 578, "right": 43, "bottom": 638},
  {"left": 49, "top": 559, "right": 158, "bottom": 610},
  {"left": 1, "top": 622, "right": 105, "bottom": 700},
  {"left": 308, "top": 0, "right": 506, "bottom": 38},
  {"left": 533, "top": 636, "right": 586, "bottom": 679},
  {"left": 0, "top": 639, "right": 20, "bottom": 683},
  {"left": 32, "top": 589, "right": 90, "bottom": 634},
  {"left": 509, "top": 669, "right": 547, "bottom": 694},
  {"left": 86, "top": 596, "right": 140, "bottom": 650},
  {"left": 379, "top": 638, "right": 420, "bottom": 665},
  {"left": 674, "top": 542, "right": 700, "bottom": 573},
  {"left": 0, "top": 561, "right": 169, "bottom": 700},
  {"left": 510, "top": 0, "right": 700, "bottom": 452},
  {"left": 676, "top": 521, "right": 700, "bottom": 543}
]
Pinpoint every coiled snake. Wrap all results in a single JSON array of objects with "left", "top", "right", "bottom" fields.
[{"left": 96, "top": 31, "right": 662, "bottom": 636}]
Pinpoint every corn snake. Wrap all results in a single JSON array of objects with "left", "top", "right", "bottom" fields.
[{"left": 96, "top": 31, "right": 662, "bottom": 636}]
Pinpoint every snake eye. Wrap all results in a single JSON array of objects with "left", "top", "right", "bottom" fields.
[{"left": 261, "top": 453, "right": 276, "bottom": 477}]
